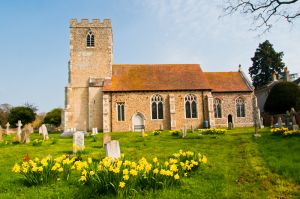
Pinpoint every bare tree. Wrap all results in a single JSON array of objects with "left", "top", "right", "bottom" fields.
[{"left": 224, "top": 0, "right": 300, "bottom": 32}]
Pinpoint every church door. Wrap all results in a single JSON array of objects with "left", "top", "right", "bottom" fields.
[
  {"left": 132, "top": 113, "right": 144, "bottom": 132},
  {"left": 228, "top": 114, "right": 233, "bottom": 128}
]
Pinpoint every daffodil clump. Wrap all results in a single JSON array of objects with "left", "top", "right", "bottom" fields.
[
  {"left": 32, "top": 139, "right": 43, "bottom": 146},
  {"left": 170, "top": 130, "right": 181, "bottom": 136},
  {"left": 77, "top": 150, "right": 207, "bottom": 196},
  {"left": 270, "top": 128, "right": 289, "bottom": 135},
  {"left": 197, "top": 128, "right": 227, "bottom": 135},
  {"left": 283, "top": 130, "right": 300, "bottom": 136},
  {"left": 152, "top": 130, "right": 161, "bottom": 136},
  {"left": 12, "top": 155, "right": 76, "bottom": 185}
]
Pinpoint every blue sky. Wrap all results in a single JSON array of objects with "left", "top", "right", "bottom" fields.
[{"left": 0, "top": 0, "right": 299, "bottom": 113}]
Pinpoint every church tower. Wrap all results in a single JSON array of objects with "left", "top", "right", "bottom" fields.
[{"left": 63, "top": 19, "right": 113, "bottom": 131}]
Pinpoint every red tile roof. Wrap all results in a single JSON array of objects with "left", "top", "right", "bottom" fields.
[
  {"left": 204, "top": 72, "right": 252, "bottom": 92},
  {"left": 103, "top": 64, "right": 211, "bottom": 91}
]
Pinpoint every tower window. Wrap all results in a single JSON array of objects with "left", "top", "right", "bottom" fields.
[
  {"left": 151, "top": 94, "right": 164, "bottom": 119},
  {"left": 185, "top": 94, "right": 197, "bottom": 118},
  {"left": 87, "top": 31, "right": 95, "bottom": 47},
  {"left": 117, "top": 103, "right": 125, "bottom": 121}
]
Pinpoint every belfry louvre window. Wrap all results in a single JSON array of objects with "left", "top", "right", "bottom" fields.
[
  {"left": 185, "top": 94, "right": 197, "bottom": 118},
  {"left": 151, "top": 94, "right": 164, "bottom": 119},
  {"left": 117, "top": 103, "right": 125, "bottom": 121},
  {"left": 213, "top": 98, "right": 222, "bottom": 118},
  {"left": 236, "top": 97, "right": 245, "bottom": 117},
  {"left": 87, "top": 31, "right": 95, "bottom": 47}
]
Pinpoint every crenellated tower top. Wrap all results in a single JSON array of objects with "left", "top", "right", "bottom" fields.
[{"left": 70, "top": 18, "right": 112, "bottom": 28}]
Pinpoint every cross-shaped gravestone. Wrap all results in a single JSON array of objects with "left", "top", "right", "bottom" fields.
[
  {"left": 105, "top": 140, "right": 121, "bottom": 160},
  {"left": 16, "top": 120, "right": 22, "bottom": 142},
  {"left": 73, "top": 131, "right": 84, "bottom": 153},
  {"left": 5, "top": 122, "right": 10, "bottom": 134}
]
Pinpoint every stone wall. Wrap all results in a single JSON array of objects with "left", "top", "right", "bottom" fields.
[
  {"left": 212, "top": 92, "right": 255, "bottom": 128},
  {"left": 109, "top": 91, "right": 206, "bottom": 132}
]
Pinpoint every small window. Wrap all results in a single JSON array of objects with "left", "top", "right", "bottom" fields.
[
  {"left": 87, "top": 31, "right": 95, "bottom": 47},
  {"left": 236, "top": 98, "right": 245, "bottom": 117},
  {"left": 214, "top": 98, "right": 222, "bottom": 118},
  {"left": 151, "top": 94, "right": 164, "bottom": 119},
  {"left": 185, "top": 94, "right": 197, "bottom": 118},
  {"left": 117, "top": 103, "right": 125, "bottom": 121}
]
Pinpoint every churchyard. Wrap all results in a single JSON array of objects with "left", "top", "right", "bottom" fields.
[{"left": 0, "top": 127, "right": 299, "bottom": 198}]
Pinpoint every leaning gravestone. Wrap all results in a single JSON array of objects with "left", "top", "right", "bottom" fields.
[
  {"left": 39, "top": 124, "right": 49, "bottom": 140},
  {"left": 105, "top": 140, "right": 121, "bottom": 160},
  {"left": 22, "top": 123, "right": 33, "bottom": 143},
  {"left": 103, "top": 133, "right": 111, "bottom": 146},
  {"left": 73, "top": 131, "right": 84, "bottom": 153}
]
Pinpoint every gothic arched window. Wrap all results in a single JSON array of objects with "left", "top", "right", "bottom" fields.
[
  {"left": 87, "top": 31, "right": 95, "bottom": 47},
  {"left": 151, "top": 94, "right": 164, "bottom": 119},
  {"left": 236, "top": 97, "right": 245, "bottom": 117},
  {"left": 185, "top": 94, "right": 197, "bottom": 118},
  {"left": 214, "top": 98, "right": 222, "bottom": 118}
]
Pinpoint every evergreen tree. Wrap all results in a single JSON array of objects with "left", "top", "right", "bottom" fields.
[
  {"left": 43, "top": 108, "right": 62, "bottom": 127},
  {"left": 249, "top": 40, "right": 285, "bottom": 88},
  {"left": 8, "top": 106, "right": 36, "bottom": 127}
]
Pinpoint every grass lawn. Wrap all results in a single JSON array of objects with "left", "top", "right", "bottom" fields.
[{"left": 0, "top": 128, "right": 299, "bottom": 198}]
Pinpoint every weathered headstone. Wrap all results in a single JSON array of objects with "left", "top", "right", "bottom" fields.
[
  {"left": 105, "top": 140, "right": 121, "bottom": 159},
  {"left": 22, "top": 123, "right": 33, "bottom": 143},
  {"left": 228, "top": 122, "right": 233, "bottom": 130},
  {"left": 253, "top": 107, "right": 260, "bottom": 137},
  {"left": 92, "top": 128, "right": 98, "bottom": 136},
  {"left": 270, "top": 116, "right": 274, "bottom": 128},
  {"left": 260, "top": 117, "right": 264, "bottom": 129},
  {"left": 16, "top": 120, "right": 22, "bottom": 142},
  {"left": 73, "top": 131, "right": 84, "bottom": 153},
  {"left": 285, "top": 111, "right": 290, "bottom": 127},
  {"left": 277, "top": 117, "right": 283, "bottom": 128},
  {"left": 290, "top": 108, "right": 299, "bottom": 130},
  {"left": 182, "top": 126, "right": 187, "bottom": 138},
  {"left": 103, "top": 133, "right": 111, "bottom": 146},
  {"left": 5, "top": 122, "right": 10, "bottom": 135},
  {"left": 39, "top": 124, "right": 49, "bottom": 140}
]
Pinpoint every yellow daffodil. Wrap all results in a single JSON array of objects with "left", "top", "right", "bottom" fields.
[{"left": 119, "top": 181, "right": 125, "bottom": 188}]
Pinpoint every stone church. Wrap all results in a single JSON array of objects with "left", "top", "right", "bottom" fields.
[{"left": 63, "top": 19, "right": 256, "bottom": 132}]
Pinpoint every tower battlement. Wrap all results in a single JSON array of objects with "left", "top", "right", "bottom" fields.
[{"left": 70, "top": 18, "right": 112, "bottom": 28}]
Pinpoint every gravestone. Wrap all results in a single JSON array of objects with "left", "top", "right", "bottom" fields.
[
  {"left": 253, "top": 106, "right": 261, "bottom": 137},
  {"left": 141, "top": 129, "right": 145, "bottom": 137},
  {"left": 22, "top": 123, "right": 33, "bottom": 143},
  {"left": 103, "top": 133, "right": 111, "bottom": 146},
  {"left": 260, "top": 117, "right": 264, "bottom": 129},
  {"left": 290, "top": 108, "right": 299, "bottom": 130},
  {"left": 73, "top": 131, "right": 84, "bottom": 153},
  {"left": 105, "top": 140, "right": 121, "bottom": 159},
  {"left": 285, "top": 111, "right": 290, "bottom": 128},
  {"left": 92, "top": 128, "right": 98, "bottom": 136},
  {"left": 270, "top": 116, "right": 274, "bottom": 128},
  {"left": 277, "top": 117, "right": 283, "bottom": 128},
  {"left": 5, "top": 122, "right": 10, "bottom": 135},
  {"left": 182, "top": 126, "right": 187, "bottom": 138},
  {"left": 228, "top": 122, "right": 233, "bottom": 130},
  {"left": 39, "top": 124, "right": 49, "bottom": 140},
  {"left": 16, "top": 120, "right": 22, "bottom": 142}
]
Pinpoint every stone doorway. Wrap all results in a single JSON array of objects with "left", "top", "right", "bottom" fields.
[
  {"left": 132, "top": 113, "right": 145, "bottom": 132},
  {"left": 228, "top": 114, "right": 233, "bottom": 128}
]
